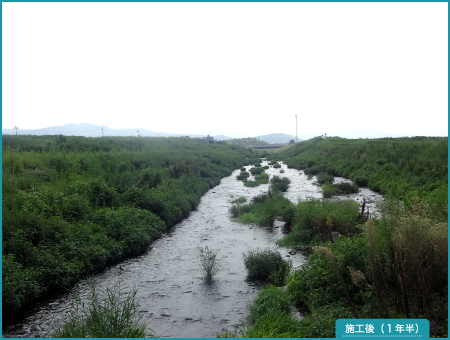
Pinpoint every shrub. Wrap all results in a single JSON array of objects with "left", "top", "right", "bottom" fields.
[
  {"left": 137, "top": 167, "right": 162, "bottom": 189},
  {"left": 243, "top": 249, "right": 291, "bottom": 285},
  {"left": 279, "top": 199, "right": 363, "bottom": 245},
  {"left": 286, "top": 253, "right": 340, "bottom": 311},
  {"left": 236, "top": 171, "right": 250, "bottom": 181},
  {"left": 239, "top": 194, "right": 293, "bottom": 227},
  {"left": 197, "top": 246, "right": 220, "bottom": 281},
  {"left": 353, "top": 175, "right": 369, "bottom": 187},
  {"left": 273, "top": 163, "right": 281, "bottom": 169},
  {"left": 270, "top": 175, "right": 291, "bottom": 192},
  {"left": 254, "top": 172, "right": 269, "bottom": 180},
  {"left": 334, "top": 182, "right": 359, "bottom": 194},
  {"left": 316, "top": 172, "right": 334, "bottom": 185},
  {"left": 249, "top": 167, "right": 265, "bottom": 175},
  {"left": 240, "top": 167, "right": 246, "bottom": 171},
  {"left": 322, "top": 183, "right": 341, "bottom": 198}
]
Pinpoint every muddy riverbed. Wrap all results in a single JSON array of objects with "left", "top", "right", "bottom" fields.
[{"left": 3, "top": 160, "right": 383, "bottom": 338}]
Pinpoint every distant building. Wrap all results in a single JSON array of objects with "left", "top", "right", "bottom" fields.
[{"left": 289, "top": 139, "right": 295, "bottom": 144}]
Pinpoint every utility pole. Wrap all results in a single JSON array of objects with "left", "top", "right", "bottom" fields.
[
  {"left": 102, "top": 126, "right": 104, "bottom": 137},
  {"left": 137, "top": 129, "right": 140, "bottom": 137},
  {"left": 295, "top": 115, "right": 298, "bottom": 143},
  {"left": 13, "top": 125, "right": 19, "bottom": 135}
]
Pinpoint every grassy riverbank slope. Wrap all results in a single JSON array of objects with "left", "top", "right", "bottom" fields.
[
  {"left": 229, "top": 136, "right": 447, "bottom": 338},
  {"left": 2, "top": 135, "right": 259, "bottom": 323},
  {"left": 277, "top": 136, "right": 448, "bottom": 220}
]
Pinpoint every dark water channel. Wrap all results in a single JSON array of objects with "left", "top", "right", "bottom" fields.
[{"left": 3, "top": 161, "right": 383, "bottom": 338}]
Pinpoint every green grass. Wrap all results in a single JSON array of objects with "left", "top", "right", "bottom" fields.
[
  {"left": 231, "top": 197, "right": 247, "bottom": 204},
  {"left": 278, "top": 199, "right": 364, "bottom": 246},
  {"left": 322, "top": 182, "right": 359, "bottom": 198},
  {"left": 278, "top": 136, "right": 448, "bottom": 220},
  {"left": 2, "top": 135, "right": 257, "bottom": 321},
  {"left": 247, "top": 285, "right": 292, "bottom": 323},
  {"left": 236, "top": 193, "right": 293, "bottom": 227},
  {"left": 244, "top": 178, "right": 269, "bottom": 187},
  {"left": 243, "top": 249, "right": 291, "bottom": 285},
  {"left": 53, "top": 280, "right": 149, "bottom": 338}
]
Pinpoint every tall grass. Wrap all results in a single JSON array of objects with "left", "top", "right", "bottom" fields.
[
  {"left": 53, "top": 280, "right": 149, "bottom": 338},
  {"left": 278, "top": 198, "right": 364, "bottom": 246},
  {"left": 243, "top": 249, "right": 291, "bottom": 285},
  {"left": 365, "top": 199, "right": 447, "bottom": 323}
]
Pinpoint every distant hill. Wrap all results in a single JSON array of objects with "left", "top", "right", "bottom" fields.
[
  {"left": 254, "top": 133, "right": 297, "bottom": 144},
  {"left": 2, "top": 123, "right": 205, "bottom": 138},
  {"left": 214, "top": 135, "right": 233, "bottom": 141}
]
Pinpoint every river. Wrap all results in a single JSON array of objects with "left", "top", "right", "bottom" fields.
[{"left": 3, "top": 160, "right": 383, "bottom": 338}]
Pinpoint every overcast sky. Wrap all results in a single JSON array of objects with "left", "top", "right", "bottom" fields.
[{"left": 2, "top": 2, "right": 448, "bottom": 137}]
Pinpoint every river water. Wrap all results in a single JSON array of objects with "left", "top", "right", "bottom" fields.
[{"left": 3, "top": 160, "right": 383, "bottom": 338}]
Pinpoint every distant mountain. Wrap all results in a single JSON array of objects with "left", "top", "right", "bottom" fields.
[
  {"left": 254, "top": 133, "right": 297, "bottom": 144},
  {"left": 214, "top": 135, "right": 233, "bottom": 141},
  {"left": 2, "top": 123, "right": 205, "bottom": 138}
]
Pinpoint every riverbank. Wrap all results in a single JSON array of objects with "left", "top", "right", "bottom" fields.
[
  {"left": 2, "top": 135, "right": 260, "bottom": 326},
  {"left": 231, "top": 137, "right": 448, "bottom": 338}
]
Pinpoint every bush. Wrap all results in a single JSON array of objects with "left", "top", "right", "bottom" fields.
[
  {"left": 254, "top": 172, "right": 269, "bottom": 180},
  {"left": 279, "top": 199, "right": 363, "bottom": 245},
  {"left": 197, "top": 246, "right": 220, "bottom": 281},
  {"left": 240, "top": 167, "right": 246, "bottom": 171},
  {"left": 321, "top": 183, "right": 341, "bottom": 198},
  {"left": 236, "top": 171, "right": 250, "bottom": 181},
  {"left": 270, "top": 175, "right": 291, "bottom": 192},
  {"left": 238, "top": 194, "right": 293, "bottom": 227},
  {"left": 334, "top": 182, "right": 359, "bottom": 194},
  {"left": 273, "top": 163, "right": 281, "bottom": 169},
  {"left": 353, "top": 175, "right": 369, "bottom": 187},
  {"left": 249, "top": 167, "right": 265, "bottom": 175},
  {"left": 316, "top": 172, "right": 334, "bottom": 185},
  {"left": 243, "top": 249, "right": 291, "bottom": 285},
  {"left": 286, "top": 253, "right": 340, "bottom": 311}
]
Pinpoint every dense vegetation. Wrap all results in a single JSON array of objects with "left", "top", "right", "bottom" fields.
[
  {"left": 231, "top": 136, "right": 447, "bottom": 338},
  {"left": 2, "top": 135, "right": 258, "bottom": 323},
  {"left": 226, "top": 137, "right": 269, "bottom": 147},
  {"left": 278, "top": 136, "right": 447, "bottom": 220}
]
